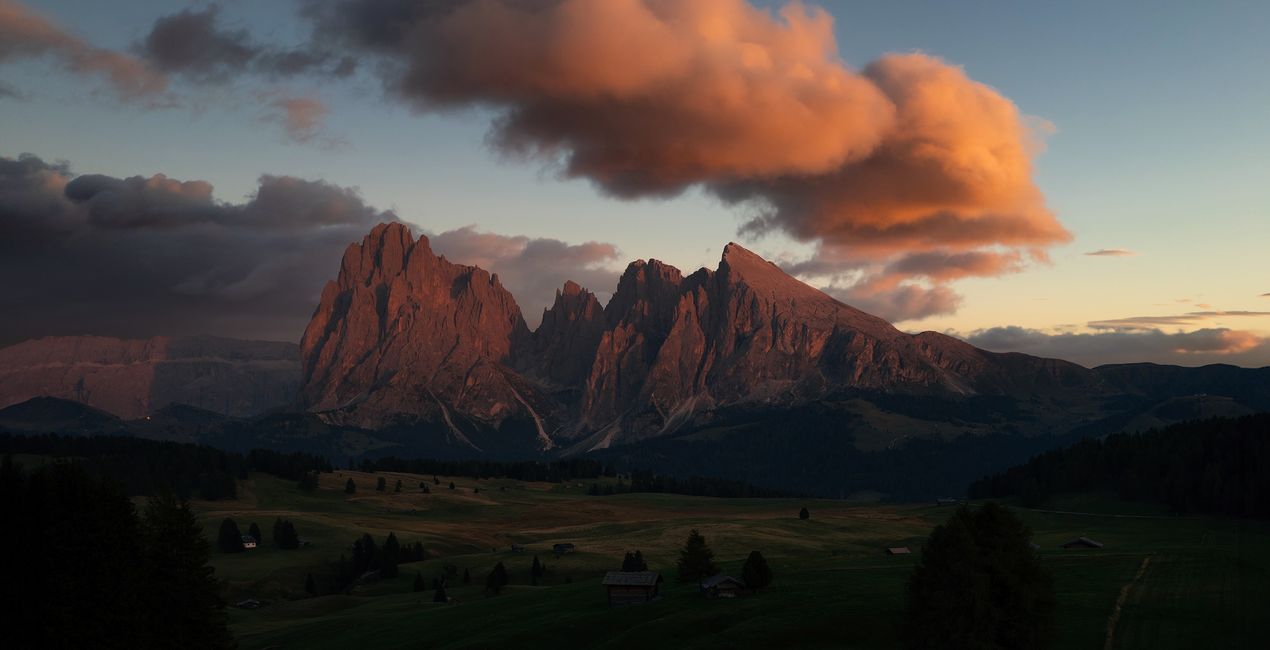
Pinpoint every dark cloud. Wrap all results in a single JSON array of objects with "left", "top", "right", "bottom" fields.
[
  {"left": 822, "top": 283, "right": 960, "bottom": 323},
  {"left": 1088, "top": 311, "right": 1270, "bottom": 331},
  {"left": 0, "top": 0, "right": 167, "bottom": 100},
  {"left": 137, "top": 4, "right": 355, "bottom": 82},
  {"left": 428, "top": 225, "right": 622, "bottom": 328},
  {"left": 0, "top": 152, "right": 392, "bottom": 345},
  {"left": 1085, "top": 248, "right": 1136, "bottom": 257},
  {"left": 967, "top": 326, "right": 1270, "bottom": 368}
]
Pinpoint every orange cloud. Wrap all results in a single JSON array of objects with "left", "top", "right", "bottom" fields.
[
  {"left": 313, "top": 0, "right": 1068, "bottom": 320},
  {"left": 1085, "top": 248, "right": 1136, "bottom": 257},
  {"left": 0, "top": 0, "right": 167, "bottom": 100}
]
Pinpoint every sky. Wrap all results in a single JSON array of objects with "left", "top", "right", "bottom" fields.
[{"left": 1, "top": 0, "right": 1268, "bottom": 367}]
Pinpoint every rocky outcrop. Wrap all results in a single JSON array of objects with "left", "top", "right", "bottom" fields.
[
  {"left": 0, "top": 335, "right": 299, "bottom": 419},
  {"left": 299, "top": 222, "right": 555, "bottom": 450}
]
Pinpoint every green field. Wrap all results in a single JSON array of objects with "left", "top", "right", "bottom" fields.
[{"left": 198, "top": 472, "right": 1270, "bottom": 649}]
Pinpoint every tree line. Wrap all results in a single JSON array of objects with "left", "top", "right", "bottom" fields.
[
  {"left": 353, "top": 456, "right": 612, "bottom": 482},
  {"left": 969, "top": 415, "right": 1270, "bottom": 517},
  {"left": 1, "top": 457, "right": 231, "bottom": 649},
  {"left": 0, "top": 433, "right": 331, "bottom": 501}
]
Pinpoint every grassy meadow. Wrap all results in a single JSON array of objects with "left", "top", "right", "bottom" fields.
[{"left": 195, "top": 472, "right": 1270, "bottom": 649}]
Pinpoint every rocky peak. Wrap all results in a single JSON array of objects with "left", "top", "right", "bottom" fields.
[{"left": 528, "top": 281, "right": 606, "bottom": 388}]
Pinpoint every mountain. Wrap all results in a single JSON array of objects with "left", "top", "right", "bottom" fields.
[
  {"left": 298, "top": 223, "right": 1126, "bottom": 454},
  {"left": 0, "top": 335, "right": 300, "bottom": 419},
  {"left": 299, "top": 223, "right": 555, "bottom": 453},
  {"left": 0, "top": 396, "right": 123, "bottom": 434}
]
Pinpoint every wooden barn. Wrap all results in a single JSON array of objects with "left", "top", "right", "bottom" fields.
[
  {"left": 241, "top": 535, "right": 257, "bottom": 550},
  {"left": 1060, "top": 537, "right": 1104, "bottom": 549},
  {"left": 602, "top": 571, "right": 662, "bottom": 607},
  {"left": 700, "top": 574, "right": 748, "bottom": 599},
  {"left": 553, "top": 542, "right": 576, "bottom": 557},
  {"left": 886, "top": 547, "right": 911, "bottom": 555}
]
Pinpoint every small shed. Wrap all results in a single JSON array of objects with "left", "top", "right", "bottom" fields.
[
  {"left": 602, "top": 571, "right": 662, "bottom": 607},
  {"left": 886, "top": 547, "right": 911, "bottom": 555},
  {"left": 510, "top": 543, "right": 526, "bottom": 553},
  {"left": 700, "top": 574, "right": 748, "bottom": 599},
  {"left": 241, "top": 535, "right": 258, "bottom": 550},
  {"left": 553, "top": 542, "right": 576, "bottom": 557},
  {"left": 1060, "top": 537, "right": 1104, "bottom": 549}
]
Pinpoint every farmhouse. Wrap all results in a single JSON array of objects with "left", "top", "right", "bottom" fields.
[
  {"left": 241, "top": 535, "right": 257, "bottom": 550},
  {"left": 602, "top": 571, "right": 662, "bottom": 607},
  {"left": 553, "top": 542, "right": 576, "bottom": 557},
  {"left": 886, "top": 547, "right": 911, "bottom": 555},
  {"left": 700, "top": 574, "right": 748, "bottom": 599},
  {"left": 1060, "top": 537, "right": 1104, "bottom": 549},
  {"left": 510, "top": 543, "right": 526, "bottom": 553}
]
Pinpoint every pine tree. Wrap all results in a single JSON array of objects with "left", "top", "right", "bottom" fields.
[
  {"left": 904, "top": 503, "right": 1055, "bottom": 650},
  {"left": 799, "top": 506, "right": 810, "bottom": 520},
  {"left": 247, "top": 522, "right": 262, "bottom": 543},
  {"left": 622, "top": 550, "right": 648, "bottom": 571},
  {"left": 676, "top": 529, "right": 719, "bottom": 582},
  {"left": 297, "top": 471, "right": 318, "bottom": 492},
  {"left": 413, "top": 572, "right": 426, "bottom": 592},
  {"left": 741, "top": 550, "right": 773, "bottom": 593},
  {"left": 449, "top": 481, "right": 456, "bottom": 490},
  {"left": 140, "top": 491, "right": 233, "bottom": 649},
  {"left": 217, "top": 518, "right": 244, "bottom": 554},
  {"left": 420, "top": 482, "right": 430, "bottom": 494},
  {"left": 376, "top": 476, "right": 387, "bottom": 492},
  {"left": 486, "top": 561, "right": 509, "bottom": 594},
  {"left": 395, "top": 479, "right": 403, "bottom": 493},
  {"left": 278, "top": 520, "right": 300, "bottom": 549},
  {"left": 305, "top": 573, "right": 317, "bottom": 596},
  {"left": 352, "top": 533, "right": 379, "bottom": 574},
  {"left": 531, "top": 555, "right": 544, "bottom": 585},
  {"left": 433, "top": 584, "right": 448, "bottom": 603},
  {"left": 272, "top": 516, "right": 283, "bottom": 546},
  {"left": 433, "top": 476, "right": 440, "bottom": 485},
  {"left": 463, "top": 568, "right": 471, "bottom": 584},
  {"left": 381, "top": 532, "right": 401, "bottom": 579},
  {"left": 345, "top": 478, "right": 356, "bottom": 494}
]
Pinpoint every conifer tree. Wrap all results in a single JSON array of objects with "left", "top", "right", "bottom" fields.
[
  {"left": 463, "top": 568, "right": 471, "bottom": 584},
  {"left": 741, "top": 551, "right": 773, "bottom": 592},
  {"left": 531, "top": 555, "right": 544, "bottom": 585},
  {"left": 247, "top": 522, "right": 262, "bottom": 542},
  {"left": 904, "top": 503, "right": 1055, "bottom": 650},
  {"left": 141, "top": 492, "right": 233, "bottom": 649},
  {"left": 305, "top": 573, "right": 317, "bottom": 596},
  {"left": 345, "top": 478, "right": 356, "bottom": 494},
  {"left": 799, "top": 506, "right": 810, "bottom": 520},
  {"left": 449, "top": 481, "right": 456, "bottom": 490},
  {"left": 486, "top": 561, "right": 509, "bottom": 594},
  {"left": 376, "top": 476, "right": 387, "bottom": 492},
  {"left": 433, "top": 584, "right": 448, "bottom": 603},
  {"left": 413, "top": 572, "right": 425, "bottom": 592},
  {"left": 217, "top": 518, "right": 244, "bottom": 554},
  {"left": 676, "top": 529, "right": 719, "bottom": 582},
  {"left": 381, "top": 532, "right": 401, "bottom": 579},
  {"left": 394, "top": 479, "right": 403, "bottom": 493}
]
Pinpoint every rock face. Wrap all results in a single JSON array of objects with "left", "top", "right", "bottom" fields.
[
  {"left": 0, "top": 335, "right": 300, "bottom": 419},
  {"left": 299, "top": 223, "right": 554, "bottom": 450},
  {"left": 299, "top": 224, "right": 1112, "bottom": 449}
]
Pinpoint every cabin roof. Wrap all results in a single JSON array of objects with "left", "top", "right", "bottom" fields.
[
  {"left": 602, "top": 571, "right": 662, "bottom": 587},
  {"left": 700, "top": 574, "right": 746, "bottom": 589},
  {"left": 887, "top": 547, "right": 912, "bottom": 555},
  {"left": 1061, "top": 536, "right": 1104, "bottom": 548}
]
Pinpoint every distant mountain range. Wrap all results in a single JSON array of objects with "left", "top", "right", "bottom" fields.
[{"left": 2, "top": 222, "right": 1267, "bottom": 497}]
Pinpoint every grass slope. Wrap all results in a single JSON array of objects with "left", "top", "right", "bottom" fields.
[{"left": 195, "top": 473, "right": 1270, "bottom": 649}]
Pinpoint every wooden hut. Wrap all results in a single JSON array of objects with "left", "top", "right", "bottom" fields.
[
  {"left": 602, "top": 571, "right": 662, "bottom": 607},
  {"left": 700, "top": 574, "right": 748, "bottom": 599},
  {"left": 886, "top": 547, "right": 911, "bottom": 555}
]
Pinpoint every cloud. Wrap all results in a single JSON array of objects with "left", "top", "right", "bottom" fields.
[
  {"left": 260, "top": 94, "right": 339, "bottom": 146},
  {"left": 1262, "top": 293, "right": 1270, "bottom": 298},
  {"left": 1088, "top": 310, "right": 1270, "bottom": 332},
  {"left": 967, "top": 326, "right": 1270, "bottom": 368},
  {"left": 0, "top": 80, "right": 23, "bottom": 100},
  {"left": 304, "top": 0, "right": 1068, "bottom": 310},
  {"left": 823, "top": 283, "right": 960, "bottom": 322},
  {"left": 1085, "top": 248, "right": 1136, "bottom": 257},
  {"left": 0, "top": 0, "right": 168, "bottom": 100},
  {"left": 428, "top": 225, "right": 623, "bottom": 328},
  {"left": 138, "top": 4, "right": 354, "bottom": 82},
  {"left": 0, "top": 152, "right": 394, "bottom": 345}
]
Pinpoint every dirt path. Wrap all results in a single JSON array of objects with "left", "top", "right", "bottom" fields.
[{"left": 1103, "top": 555, "right": 1151, "bottom": 650}]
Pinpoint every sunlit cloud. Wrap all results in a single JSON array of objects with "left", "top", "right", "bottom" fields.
[{"left": 1084, "top": 248, "right": 1136, "bottom": 257}]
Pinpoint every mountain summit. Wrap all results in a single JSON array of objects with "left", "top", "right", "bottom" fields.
[{"left": 297, "top": 224, "right": 1107, "bottom": 452}]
